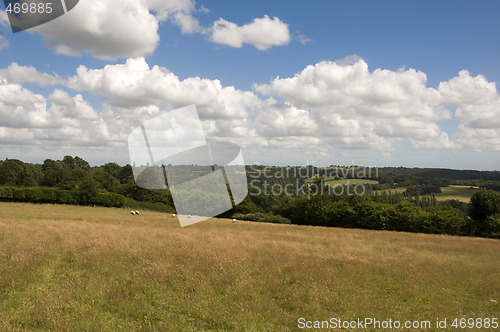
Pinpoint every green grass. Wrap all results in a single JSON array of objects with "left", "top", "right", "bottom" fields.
[
  {"left": 374, "top": 185, "right": 479, "bottom": 203},
  {"left": 306, "top": 176, "right": 379, "bottom": 186},
  {"left": 435, "top": 185, "right": 480, "bottom": 203},
  {"left": 0, "top": 202, "right": 498, "bottom": 331}
]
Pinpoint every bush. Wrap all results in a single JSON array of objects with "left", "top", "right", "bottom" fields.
[
  {"left": 484, "top": 214, "right": 500, "bottom": 239},
  {"left": 233, "top": 212, "right": 291, "bottom": 224},
  {"left": 0, "top": 187, "right": 13, "bottom": 199},
  {"left": 124, "top": 198, "right": 175, "bottom": 213},
  {"left": 56, "top": 190, "right": 78, "bottom": 205},
  {"left": 0, "top": 186, "right": 125, "bottom": 208},
  {"left": 24, "top": 188, "right": 39, "bottom": 202},
  {"left": 12, "top": 188, "right": 25, "bottom": 201},
  {"left": 425, "top": 206, "right": 465, "bottom": 235},
  {"left": 96, "top": 192, "right": 126, "bottom": 207}
]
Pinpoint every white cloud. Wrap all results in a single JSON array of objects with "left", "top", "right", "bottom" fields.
[
  {"left": 0, "top": 63, "right": 61, "bottom": 86},
  {"left": 49, "top": 89, "right": 99, "bottom": 120},
  {"left": 0, "top": 81, "right": 50, "bottom": 129},
  {"left": 455, "top": 125, "right": 500, "bottom": 152},
  {"left": 209, "top": 15, "right": 290, "bottom": 50},
  {"left": 0, "top": 35, "right": 8, "bottom": 51},
  {"left": 439, "top": 70, "right": 498, "bottom": 105},
  {"left": 24, "top": 1, "right": 290, "bottom": 59},
  {"left": 295, "top": 32, "right": 311, "bottom": 45},
  {"left": 0, "top": 10, "right": 9, "bottom": 27},
  {"left": 255, "top": 57, "right": 455, "bottom": 151},
  {"left": 68, "top": 57, "right": 260, "bottom": 122},
  {"left": 0, "top": 80, "right": 127, "bottom": 148},
  {"left": 438, "top": 70, "right": 500, "bottom": 151},
  {"left": 67, "top": 58, "right": 261, "bottom": 148},
  {"left": 33, "top": 0, "right": 160, "bottom": 59},
  {"left": 2, "top": 57, "right": 500, "bottom": 164}
]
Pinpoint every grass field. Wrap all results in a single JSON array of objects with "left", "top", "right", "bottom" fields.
[
  {"left": 0, "top": 202, "right": 498, "bottom": 330},
  {"left": 435, "top": 185, "right": 480, "bottom": 203},
  {"left": 306, "top": 177, "right": 379, "bottom": 187},
  {"left": 374, "top": 185, "right": 479, "bottom": 203}
]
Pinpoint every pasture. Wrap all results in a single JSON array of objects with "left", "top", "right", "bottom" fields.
[
  {"left": 306, "top": 176, "right": 379, "bottom": 186},
  {"left": 434, "top": 185, "right": 480, "bottom": 202},
  {"left": 373, "top": 185, "right": 479, "bottom": 203},
  {"left": 0, "top": 202, "right": 498, "bottom": 330}
]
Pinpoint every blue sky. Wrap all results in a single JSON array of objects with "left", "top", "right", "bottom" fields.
[{"left": 0, "top": 0, "right": 500, "bottom": 170}]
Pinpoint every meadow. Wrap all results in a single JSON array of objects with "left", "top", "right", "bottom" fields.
[
  {"left": 0, "top": 202, "right": 498, "bottom": 331},
  {"left": 373, "top": 185, "right": 479, "bottom": 203},
  {"left": 305, "top": 177, "right": 380, "bottom": 186},
  {"left": 434, "top": 185, "right": 480, "bottom": 202}
]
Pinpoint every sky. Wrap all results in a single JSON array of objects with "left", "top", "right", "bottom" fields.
[{"left": 0, "top": 0, "right": 500, "bottom": 170}]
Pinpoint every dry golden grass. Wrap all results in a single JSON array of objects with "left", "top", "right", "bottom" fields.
[{"left": 0, "top": 202, "right": 498, "bottom": 331}]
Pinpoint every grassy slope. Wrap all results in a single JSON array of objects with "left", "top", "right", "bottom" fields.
[
  {"left": 435, "top": 185, "right": 480, "bottom": 202},
  {"left": 0, "top": 202, "right": 498, "bottom": 331}
]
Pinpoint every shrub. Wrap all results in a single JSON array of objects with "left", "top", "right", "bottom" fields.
[
  {"left": 12, "top": 188, "right": 25, "bottom": 201},
  {"left": 0, "top": 187, "right": 13, "bottom": 199},
  {"left": 233, "top": 212, "right": 291, "bottom": 224},
  {"left": 96, "top": 193, "right": 126, "bottom": 207}
]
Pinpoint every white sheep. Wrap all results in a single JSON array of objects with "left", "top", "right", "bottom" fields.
[
  {"left": 232, "top": 218, "right": 236, "bottom": 223},
  {"left": 135, "top": 210, "right": 140, "bottom": 215},
  {"left": 130, "top": 211, "right": 136, "bottom": 215},
  {"left": 188, "top": 215, "right": 191, "bottom": 218},
  {"left": 172, "top": 214, "right": 176, "bottom": 218}
]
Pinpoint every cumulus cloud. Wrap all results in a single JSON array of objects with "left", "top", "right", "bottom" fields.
[
  {"left": 33, "top": 0, "right": 160, "bottom": 59},
  {"left": 209, "top": 15, "right": 290, "bottom": 50},
  {"left": 66, "top": 58, "right": 261, "bottom": 148},
  {"left": 68, "top": 57, "right": 260, "bottom": 122},
  {"left": 24, "top": 1, "right": 290, "bottom": 59},
  {"left": 439, "top": 70, "right": 500, "bottom": 151},
  {"left": 49, "top": 89, "right": 99, "bottom": 120},
  {"left": 0, "top": 79, "right": 127, "bottom": 148},
  {"left": 2, "top": 57, "right": 500, "bottom": 163},
  {"left": 255, "top": 57, "right": 455, "bottom": 151},
  {"left": 0, "top": 63, "right": 61, "bottom": 86},
  {"left": 0, "top": 81, "right": 50, "bottom": 129}
]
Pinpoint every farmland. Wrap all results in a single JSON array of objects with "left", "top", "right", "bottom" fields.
[
  {"left": 435, "top": 185, "right": 480, "bottom": 202},
  {"left": 0, "top": 202, "right": 498, "bottom": 330},
  {"left": 374, "top": 185, "right": 479, "bottom": 203}
]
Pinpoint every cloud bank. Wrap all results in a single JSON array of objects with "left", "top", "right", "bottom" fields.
[{"left": 1, "top": 57, "right": 499, "bottom": 163}]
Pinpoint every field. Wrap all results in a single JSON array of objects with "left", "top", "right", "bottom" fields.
[
  {"left": 0, "top": 202, "right": 499, "bottom": 330},
  {"left": 434, "top": 185, "right": 480, "bottom": 202},
  {"left": 306, "top": 177, "right": 379, "bottom": 187},
  {"left": 374, "top": 185, "right": 479, "bottom": 203}
]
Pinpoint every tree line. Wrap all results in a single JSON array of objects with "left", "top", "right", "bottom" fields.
[{"left": 1, "top": 157, "right": 499, "bottom": 238}]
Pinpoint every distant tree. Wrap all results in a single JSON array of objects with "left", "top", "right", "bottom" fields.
[
  {"left": 0, "top": 159, "right": 24, "bottom": 186},
  {"left": 62, "top": 155, "right": 90, "bottom": 169},
  {"left": 41, "top": 159, "right": 64, "bottom": 187},
  {"left": 103, "top": 162, "right": 122, "bottom": 179},
  {"left": 119, "top": 164, "right": 134, "bottom": 183},
  {"left": 467, "top": 189, "right": 500, "bottom": 236},
  {"left": 77, "top": 178, "right": 99, "bottom": 204},
  {"left": 91, "top": 168, "right": 121, "bottom": 193}
]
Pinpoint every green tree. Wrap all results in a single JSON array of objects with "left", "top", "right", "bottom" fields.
[{"left": 467, "top": 189, "right": 500, "bottom": 236}]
